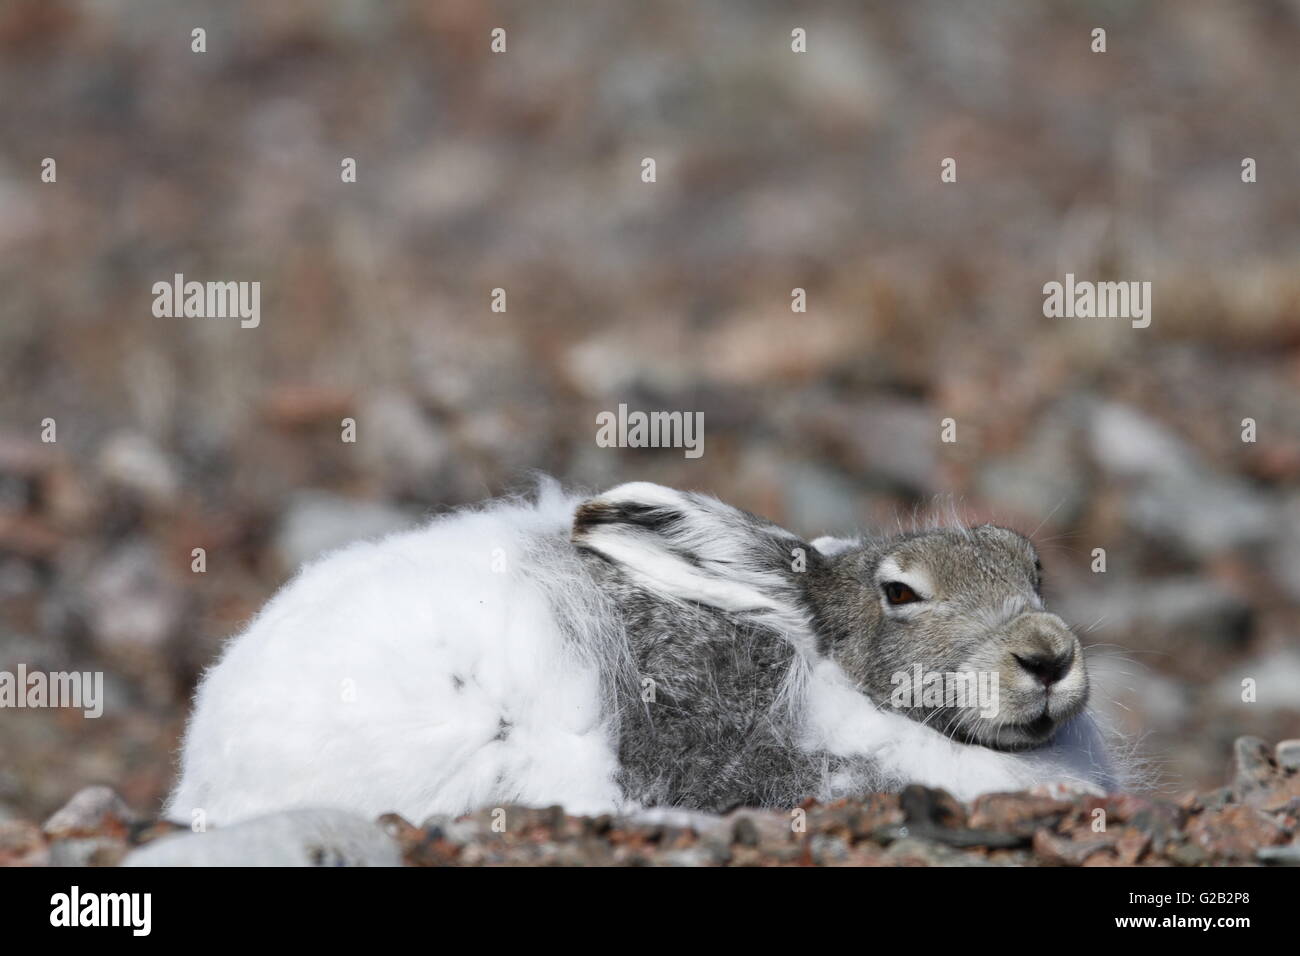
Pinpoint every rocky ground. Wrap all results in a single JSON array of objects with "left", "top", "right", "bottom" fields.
[
  {"left": 2, "top": 737, "right": 1297, "bottom": 867},
  {"left": 1, "top": 2, "right": 1299, "bottom": 832}
]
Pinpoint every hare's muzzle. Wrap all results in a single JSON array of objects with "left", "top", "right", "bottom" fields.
[{"left": 989, "top": 611, "right": 1089, "bottom": 749}]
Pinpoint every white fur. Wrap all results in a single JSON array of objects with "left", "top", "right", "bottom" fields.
[
  {"left": 168, "top": 484, "right": 624, "bottom": 826},
  {"left": 811, "top": 535, "right": 862, "bottom": 557},
  {"left": 794, "top": 658, "right": 1115, "bottom": 801},
  {"left": 168, "top": 481, "right": 1117, "bottom": 826}
]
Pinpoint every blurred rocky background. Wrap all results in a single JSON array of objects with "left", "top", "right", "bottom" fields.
[{"left": 1, "top": 0, "right": 1299, "bottom": 823}]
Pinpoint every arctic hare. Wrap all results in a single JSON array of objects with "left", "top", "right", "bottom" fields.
[{"left": 168, "top": 480, "right": 1117, "bottom": 825}]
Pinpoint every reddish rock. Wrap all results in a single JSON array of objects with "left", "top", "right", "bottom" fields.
[
  {"left": 1185, "top": 805, "right": 1288, "bottom": 860},
  {"left": 1032, "top": 829, "right": 1119, "bottom": 866},
  {"left": 969, "top": 793, "right": 1072, "bottom": 833},
  {"left": 0, "top": 821, "right": 49, "bottom": 866},
  {"left": 1114, "top": 826, "right": 1152, "bottom": 865},
  {"left": 261, "top": 385, "right": 355, "bottom": 427},
  {"left": 809, "top": 793, "right": 903, "bottom": 841}
]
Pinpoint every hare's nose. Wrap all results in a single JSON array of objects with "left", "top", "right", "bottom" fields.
[{"left": 1013, "top": 649, "right": 1074, "bottom": 687}]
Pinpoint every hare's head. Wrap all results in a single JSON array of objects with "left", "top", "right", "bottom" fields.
[
  {"left": 809, "top": 525, "right": 1088, "bottom": 751},
  {"left": 573, "top": 483, "right": 1089, "bottom": 753}
]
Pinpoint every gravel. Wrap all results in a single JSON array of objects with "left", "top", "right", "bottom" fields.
[{"left": 6, "top": 736, "right": 1295, "bottom": 868}]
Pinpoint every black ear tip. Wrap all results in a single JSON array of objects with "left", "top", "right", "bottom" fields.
[
  {"left": 572, "top": 501, "right": 615, "bottom": 534},
  {"left": 573, "top": 498, "right": 684, "bottom": 539}
]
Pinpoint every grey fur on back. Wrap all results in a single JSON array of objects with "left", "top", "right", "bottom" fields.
[
  {"left": 571, "top": 493, "right": 824, "bottom": 809},
  {"left": 583, "top": 553, "right": 866, "bottom": 811}
]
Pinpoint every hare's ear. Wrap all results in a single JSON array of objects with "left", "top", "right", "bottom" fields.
[{"left": 572, "top": 483, "right": 810, "bottom": 628}]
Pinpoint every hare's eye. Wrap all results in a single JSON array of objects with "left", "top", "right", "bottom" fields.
[{"left": 882, "top": 581, "right": 921, "bottom": 606}]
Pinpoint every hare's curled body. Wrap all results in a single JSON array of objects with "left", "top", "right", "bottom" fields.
[{"left": 168, "top": 481, "right": 1118, "bottom": 826}]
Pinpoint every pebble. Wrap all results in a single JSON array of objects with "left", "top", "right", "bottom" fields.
[
  {"left": 0, "top": 820, "right": 49, "bottom": 866},
  {"left": 1185, "top": 805, "right": 1287, "bottom": 860},
  {"left": 1275, "top": 740, "right": 1300, "bottom": 772},
  {"left": 1231, "top": 736, "right": 1278, "bottom": 793},
  {"left": 122, "top": 808, "right": 403, "bottom": 867},
  {"left": 274, "top": 491, "right": 415, "bottom": 569},
  {"left": 1031, "top": 830, "right": 1118, "bottom": 866},
  {"left": 43, "top": 785, "right": 137, "bottom": 839},
  {"left": 47, "top": 835, "right": 127, "bottom": 867},
  {"left": 3, "top": 770, "right": 1296, "bottom": 867},
  {"left": 1257, "top": 842, "right": 1300, "bottom": 866}
]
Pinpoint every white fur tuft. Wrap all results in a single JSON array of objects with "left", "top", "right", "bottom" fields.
[{"left": 167, "top": 486, "right": 626, "bottom": 826}]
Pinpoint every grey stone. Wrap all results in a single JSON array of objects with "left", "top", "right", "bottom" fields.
[
  {"left": 885, "top": 836, "right": 1003, "bottom": 866},
  {"left": 1194, "top": 787, "right": 1234, "bottom": 813},
  {"left": 1257, "top": 842, "right": 1300, "bottom": 866},
  {"left": 43, "top": 785, "right": 137, "bottom": 837},
  {"left": 417, "top": 814, "right": 484, "bottom": 846},
  {"left": 1126, "top": 473, "right": 1276, "bottom": 557},
  {"left": 1276, "top": 740, "right": 1300, "bottom": 772},
  {"left": 808, "top": 397, "right": 938, "bottom": 494},
  {"left": 731, "top": 816, "right": 761, "bottom": 847},
  {"left": 656, "top": 846, "right": 720, "bottom": 867},
  {"left": 1232, "top": 736, "right": 1278, "bottom": 795},
  {"left": 1088, "top": 657, "right": 1190, "bottom": 732},
  {"left": 975, "top": 399, "right": 1089, "bottom": 526},
  {"left": 723, "top": 808, "right": 794, "bottom": 846},
  {"left": 1213, "top": 649, "right": 1300, "bottom": 713},
  {"left": 356, "top": 392, "right": 450, "bottom": 486},
  {"left": 1086, "top": 402, "right": 1276, "bottom": 557},
  {"left": 1267, "top": 496, "right": 1300, "bottom": 603},
  {"left": 97, "top": 431, "right": 180, "bottom": 506},
  {"left": 83, "top": 541, "right": 184, "bottom": 656},
  {"left": 780, "top": 461, "right": 863, "bottom": 536},
  {"left": 809, "top": 833, "right": 851, "bottom": 864},
  {"left": 1088, "top": 402, "right": 1195, "bottom": 482},
  {"left": 1057, "top": 577, "right": 1250, "bottom": 653},
  {"left": 47, "top": 836, "right": 126, "bottom": 867},
  {"left": 1166, "top": 841, "right": 1211, "bottom": 866},
  {"left": 624, "top": 806, "right": 729, "bottom": 838},
  {"left": 122, "top": 808, "right": 402, "bottom": 867},
  {"left": 274, "top": 491, "right": 415, "bottom": 570}
]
